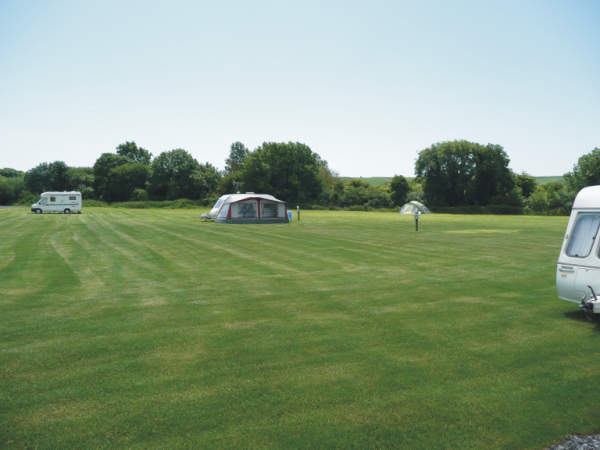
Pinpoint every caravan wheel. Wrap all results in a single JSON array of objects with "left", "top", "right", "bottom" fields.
[{"left": 64, "top": 208, "right": 71, "bottom": 214}]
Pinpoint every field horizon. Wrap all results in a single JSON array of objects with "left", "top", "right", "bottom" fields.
[
  {"left": 1, "top": 208, "right": 597, "bottom": 448},
  {"left": 339, "top": 175, "right": 564, "bottom": 186}
]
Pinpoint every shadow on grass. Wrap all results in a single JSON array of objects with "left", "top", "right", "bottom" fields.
[{"left": 563, "top": 310, "right": 600, "bottom": 330}]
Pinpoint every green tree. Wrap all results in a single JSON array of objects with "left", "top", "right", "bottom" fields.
[
  {"left": 217, "top": 173, "right": 240, "bottom": 195},
  {"left": 564, "top": 147, "right": 600, "bottom": 194},
  {"left": 149, "top": 149, "right": 219, "bottom": 200},
  {"left": 240, "top": 142, "right": 323, "bottom": 205},
  {"left": 108, "top": 163, "right": 151, "bottom": 201},
  {"left": 390, "top": 175, "right": 409, "bottom": 206},
  {"left": 93, "top": 153, "right": 129, "bottom": 201},
  {"left": 0, "top": 175, "right": 24, "bottom": 204},
  {"left": 407, "top": 179, "right": 424, "bottom": 202},
  {"left": 514, "top": 173, "right": 537, "bottom": 198},
  {"left": 47, "top": 161, "right": 70, "bottom": 190},
  {"left": 225, "top": 142, "right": 249, "bottom": 174},
  {"left": 367, "top": 185, "right": 393, "bottom": 209},
  {"left": 329, "top": 179, "right": 345, "bottom": 206},
  {"left": 67, "top": 167, "right": 94, "bottom": 195},
  {"left": 415, "top": 140, "right": 515, "bottom": 207},
  {"left": 190, "top": 163, "right": 221, "bottom": 202},
  {"left": 468, "top": 144, "right": 514, "bottom": 205},
  {"left": 0, "top": 168, "right": 23, "bottom": 178},
  {"left": 24, "top": 161, "right": 71, "bottom": 194},
  {"left": 342, "top": 179, "right": 370, "bottom": 206},
  {"left": 116, "top": 141, "right": 153, "bottom": 165},
  {"left": 316, "top": 156, "right": 339, "bottom": 205},
  {"left": 526, "top": 182, "right": 571, "bottom": 215},
  {"left": 24, "top": 163, "right": 50, "bottom": 194}
]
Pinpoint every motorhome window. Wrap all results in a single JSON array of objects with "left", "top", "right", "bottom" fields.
[
  {"left": 39, "top": 198, "right": 47, "bottom": 205},
  {"left": 50, "top": 197, "right": 56, "bottom": 202},
  {"left": 69, "top": 196, "right": 76, "bottom": 200},
  {"left": 566, "top": 213, "right": 600, "bottom": 258}
]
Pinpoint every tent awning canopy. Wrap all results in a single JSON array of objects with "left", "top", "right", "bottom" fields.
[
  {"left": 210, "top": 193, "right": 289, "bottom": 224},
  {"left": 399, "top": 201, "right": 430, "bottom": 214}
]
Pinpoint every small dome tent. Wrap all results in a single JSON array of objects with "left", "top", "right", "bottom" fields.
[
  {"left": 211, "top": 193, "right": 289, "bottom": 224},
  {"left": 399, "top": 201, "right": 430, "bottom": 215}
]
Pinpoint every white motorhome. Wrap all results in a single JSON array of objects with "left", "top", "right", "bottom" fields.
[
  {"left": 31, "top": 191, "right": 82, "bottom": 214},
  {"left": 556, "top": 185, "right": 600, "bottom": 313}
]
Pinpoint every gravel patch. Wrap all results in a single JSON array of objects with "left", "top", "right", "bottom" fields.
[{"left": 548, "top": 435, "right": 600, "bottom": 449}]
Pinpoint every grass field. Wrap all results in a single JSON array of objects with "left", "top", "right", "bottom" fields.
[{"left": 2, "top": 208, "right": 599, "bottom": 448}]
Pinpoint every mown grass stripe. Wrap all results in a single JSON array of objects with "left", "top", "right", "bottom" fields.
[{"left": 1, "top": 208, "right": 593, "bottom": 449}]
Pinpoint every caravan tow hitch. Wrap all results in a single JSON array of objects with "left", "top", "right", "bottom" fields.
[{"left": 579, "top": 286, "right": 598, "bottom": 316}]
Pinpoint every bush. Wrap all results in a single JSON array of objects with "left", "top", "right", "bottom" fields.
[
  {"left": 83, "top": 199, "right": 109, "bottom": 207},
  {"left": 131, "top": 188, "right": 149, "bottom": 201},
  {"left": 110, "top": 199, "right": 204, "bottom": 209},
  {"left": 346, "top": 204, "right": 369, "bottom": 211},
  {"left": 0, "top": 176, "right": 25, "bottom": 205},
  {"left": 431, "top": 205, "right": 522, "bottom": 214},
  {"left": 14, "top": 191, "right": 38, "bottom": 206}
]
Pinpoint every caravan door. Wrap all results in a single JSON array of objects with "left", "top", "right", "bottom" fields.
[{"left": 557, "top": 211, "right": 600, "bottom": 302}]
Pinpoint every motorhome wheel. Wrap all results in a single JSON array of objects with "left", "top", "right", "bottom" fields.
[
  {"left": 35, "top": 209, "right": 42, "bottom": 214},
  {"left": 64, "top": 208, "right": 71, "bottom": 214}
]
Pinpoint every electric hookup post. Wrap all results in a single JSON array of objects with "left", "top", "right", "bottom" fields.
[
  {"left": 414, "top": 211, "right": 420, "bottom": 231},
  {"left": 297, "top": 205, "right": 300, "bottom": 222}
]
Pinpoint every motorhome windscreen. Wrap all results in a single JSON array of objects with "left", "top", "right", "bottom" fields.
[{"left": 566, "top": 213, "right": 600, "bottom": 258}]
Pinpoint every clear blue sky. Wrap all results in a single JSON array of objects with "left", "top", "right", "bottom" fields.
[{"left": 1, "top": 0, "right": 598, "bottom": 176}]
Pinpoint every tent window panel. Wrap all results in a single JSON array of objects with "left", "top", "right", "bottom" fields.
[
  {"left": 566, "top": 213, "right": 600, "bottom": 258},
  {"left": 262, "top": 202, "right": 278, "bottom": 218},
  {"left": 217, "top": 204, "right": 229, "bottom": 218},
  {"left": 234, "top": 201, "right": 257, "bottom": 218},
  {"left": 214, "top": 196, "right": 228, "bottom": 209}
]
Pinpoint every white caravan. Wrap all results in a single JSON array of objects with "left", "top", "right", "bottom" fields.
[
  {"left": 31, "top": 191, "right": 82, "bottom": 214},
  {"left": 556, "top": 185, "right": 600, "bottom": 313}
]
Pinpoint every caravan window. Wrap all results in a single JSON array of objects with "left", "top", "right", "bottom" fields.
[
  {"left": 69, "top": 196, "right": 76, "bottom": 200},
  {"left": 566, "top": 213, "right": 600, "bottom": 258}
]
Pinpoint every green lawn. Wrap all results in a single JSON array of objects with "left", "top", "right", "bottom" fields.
[{"left": 1, "top": 208, "right": 598, "bottom": 448}]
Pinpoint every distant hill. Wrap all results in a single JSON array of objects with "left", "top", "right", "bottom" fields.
[
  {"left": 534, "top": 176, "right": 564, "bottom": 185},
  {"left": 338, "top": 177, "right": 402, "bottom": 186},
  {"left": 339, "top": 176, "right": 564, "bottom": 186}
]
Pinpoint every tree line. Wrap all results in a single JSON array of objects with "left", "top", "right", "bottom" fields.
[{"left": 0, "top": 140, "right": 598, "bottom": 215}]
